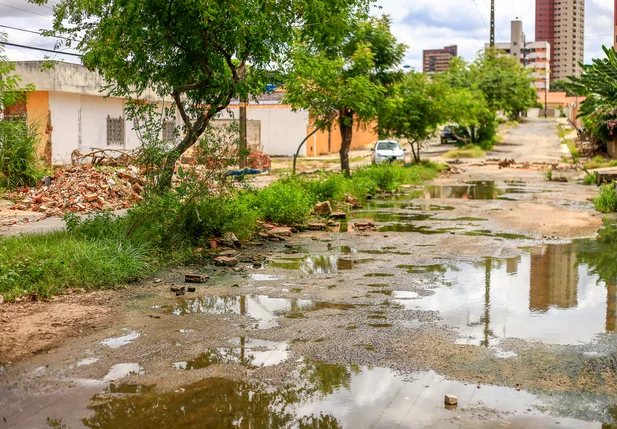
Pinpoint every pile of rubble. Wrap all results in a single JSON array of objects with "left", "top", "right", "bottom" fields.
[{"left": 8, "top": 165, "right": 145, "bottom": 217}]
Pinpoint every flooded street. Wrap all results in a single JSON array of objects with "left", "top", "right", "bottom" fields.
[{"left": 2, "top": 120, "right": 617, "bottom": 428}]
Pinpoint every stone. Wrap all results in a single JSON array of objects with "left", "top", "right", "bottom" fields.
[
  {"left": 268, "top": 227, "right": 292, "bottom": 236},
  {"left": 223, "top": 232, "right": 241, "bottom": 247},
  {"left": 84, "top": 193, "right": 99, "bottom": 202},
  {"left": 444, "top": 394, "right": 458, "bottom": 406},
  {"left": 307, "top": 222, "right": 327, "bottom": 231},
  {"left": 214, "top": 256, "right": 238, "bottom": 267},
  {"left": 330, "top": 211, "right": 347, "bottom": 219},
  {"left": 185, "top": 274, "right": 208, "bottom": 283},
  {"left": 175, "top": 290, "right": 185, "bottom": 296},
  {"left": 187, "top": 286, "right": 196, "bottom": 293},
  {"left": 102, "top": 203, "right": 115, "bottom": 211},
  {"left": 314, "top": 201, "right": 333, "bottom": 216},
  {"left": 171, "top": 286, "right": 186, "bottom": 293}
]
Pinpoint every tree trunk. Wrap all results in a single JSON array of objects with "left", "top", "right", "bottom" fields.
[
  {"left": 339, "top": 109, "right": 354, "bottom": 175},
  {"left": 410, "top": 141, "right": 420, "bottom": 163}
]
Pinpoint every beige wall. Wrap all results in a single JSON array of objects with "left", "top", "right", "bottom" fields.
[
  {"left": 308, "top": 121, "right": 378, "bottom": 157},
  {"left": 25, "top": 91, "right": 50, "bottom": 162}
]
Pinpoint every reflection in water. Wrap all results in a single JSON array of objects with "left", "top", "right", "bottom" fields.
[
  {"left": 269, "top": 255, "right": 371, "bottom": 274},
  {"left": 168, "top": 295, "right": 313, "bottom": 329},
  {"left": 81, "top": 362, "right": 558, "bottom": 429},
  {"left": 407, "top": 224, "right": 617, "bottom": 346},
  {"left": 173, "top": 338, "right": 289, "bottom": 369},
  {"left": 421, "top": 181, "right": 545, "bottom": 200}
]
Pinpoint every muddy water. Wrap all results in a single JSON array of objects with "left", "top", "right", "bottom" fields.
[
  {"left": 269, "top": 254, "right": 370, "bottom": 273},
  {"left": 68, "top": 361, "right": 591, "bottom": 429}
]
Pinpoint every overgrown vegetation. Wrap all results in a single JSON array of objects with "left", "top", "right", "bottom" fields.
[
  {"left": 583, "top": 172, "right": 598, "bottom": 186},
  {"left": 0, "top": 120, "right": 45, "bottom": 188},
  {"left": 593, "top": 183, "right": 617, "bottom": 213},
  {"left": 442, "top": 145, "right": 485, "bottom": 159},
  {"left": 0, "top": 163, "right": 439, "bottom": 301},
  {"left": 584, "top": 156, "right": 617, "bottom": 170}
]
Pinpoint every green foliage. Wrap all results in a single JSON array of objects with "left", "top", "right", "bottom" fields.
[
  {"left": 0, "top": 120, "right": 44, "bottom": 188},
  {"left": 284, "top": 16, "right": 406, "bottom": 172},
  {"left": 576, "top": 220, "right": 617, "bottom": 285},
  {"left": 545, "top": 169, "right": 553, "bottom": 181},
  {"left": 583, "top": 172, "right": 598, "bottom": 186},
  {"left": 40, "top": 0, "right": 371, "bottom": 189},
  {"left": 0, "top": 32, "right": 34, "bottom": 108},
  {"left": 255, "top": 178, "right": 313, "bottom": 225},
  {"left": 584, "top": 156, "right": 617, "bottom": 170},
  {"left": 0, "top": 230, "right": 151, "bottom": 301},
  {"left": 570, "top": 46, "right": 617, "bottom": 145},
  {"left": 593, "top": 183, "right": 617, "bottom": 213},
  {"left": 378, "top": 71, "right": 449, "bottom": 162},
  {"left": 551, "top": 79, "right": 579, "bottom": 96},
  {"left": 442, "top": 145, "right": 485, "bottom": 159}
]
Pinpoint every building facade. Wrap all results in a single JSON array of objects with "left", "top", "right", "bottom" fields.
[
  {"left": 535, "top": 0, "right": 585, "bottom": 80},
  {"left": 422, "top": 45, "right": 457, "bottom": 73},
  {"left": 486, "top": 20, "right": 551, "bottom": 92}
]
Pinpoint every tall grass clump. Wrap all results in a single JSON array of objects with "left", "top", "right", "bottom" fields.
[
  {"left": 583, "top": 172, "right": 598, "bottom": 186},
  {"left": 0, "top": 120, "right": 44, "bottom": 188},
  {"left": 593, "top": 183, "right": 617, "bottom": 213},
  {"left": 255, "top": 177, "right": 313, "bottom": 225}
]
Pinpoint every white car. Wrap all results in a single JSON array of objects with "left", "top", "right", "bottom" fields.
[{"left": 371, "top": 140, "right": 406, "bottom": 165}]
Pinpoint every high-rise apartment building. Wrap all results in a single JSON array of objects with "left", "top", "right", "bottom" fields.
[
  {"left": 422, "top": 45, "right": 457, "bottom": 73},
  {"left": 535, "top": 0, "right": 585, "bottom": 80}
]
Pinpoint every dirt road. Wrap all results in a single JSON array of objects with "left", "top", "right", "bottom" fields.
[{"left": 1, "top": 120, "right": 614, "bottom": 429}]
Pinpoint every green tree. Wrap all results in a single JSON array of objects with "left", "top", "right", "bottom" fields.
[
  {"left": 0, "top": 32, "right": 32, "bottom": 109},
  {"left": 378, "top": 71, "right": 449, "bottom": 162},
  {"left": 569, "top": 46, "right": 617, "bottom": 144},
  {"left": 39, "top": 0, "right": 371, "bottom": 189},
  {"left": 284, "top": 16, "right": 406, "bottom": 173}
]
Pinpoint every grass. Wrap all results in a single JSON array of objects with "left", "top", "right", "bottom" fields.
[
  {"left": 0, "top": 162, "right": 441, "bottom": 302},
  {"left": 593, "top": 183, "right": 617, "bottom": 213},
  {"left": 545, "top": 169, "right": 553, "bottom": 181},
  {"left": 583, "top": 171, "right": 598, "bottom": 186},
  {"left": 442, "top": 145, "right": 485, "bottom": 159},
  {"left": 584, "top": 156, "right": 617, "bottom": 170}
]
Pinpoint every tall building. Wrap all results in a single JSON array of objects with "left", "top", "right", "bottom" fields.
[
  {"left": 486, "top": 20, "right": 551, "bottom": 92},
  {"left": 535, "top": 0, "right": 585, "bottom": 80},
  {"left": 422, "top": 45, "right": 457, "bottom": 73}
]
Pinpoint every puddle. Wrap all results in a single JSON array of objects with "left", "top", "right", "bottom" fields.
[
  {"left": 269, "top": 255, "right": 361, "bottom": 273},
  {"left": 108, "top": 383, "right": 154, "bottom": 394},
  {"left": 406, "top": 224, "right": 617, "bottom": 346},
  {"left": 364, "top": 273, "right": 394, "bottom": 278},
  {"left": 463, "top": 229, "right": 531, "bottom": 240},
  {"left": 378, "top": 224, "right": 461, "bottom": 234},
  {"left": 361, "top": 249, "right": 413, "bottom": 255},
  {"left": 103, "top": 363, "right": 143, "bottom": 381},
  {"left": 167, "top": 295, "right": 313, "bottom": 329},
  {"left": 250, "top": 274, "right": 281, "bottom": 281},
  {"left": 82, "top": 361, "right": 596, "bottom": 428},
  {"left": 392, "top": 291, "right": 419, "bottom": 299},
  {"left": 167, "top": 295, "right": 354, "bottom": 329},
  {"left": 422, "top": 181, "right": 547, "bottom": 200},
  {"left": 77, "top": 358, "right": 99, "bottom": 367},
  {"left": 397, "top": 264, "right": 450, "bottom": 274},
  {"left": 368, "top": 323, "right": 393, "bottom": 328},
  {"left": 101, "top": 331, "right": 140, "bottom": 348},
  {"left": 172, "top": 338, "right": 289, "bottom": 369},
  {"left": 350, "top": 211, "right": 435, "bottom": 222}
]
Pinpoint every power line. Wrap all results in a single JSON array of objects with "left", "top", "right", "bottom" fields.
[
  {"left": 0, "top": 2, "right": 51, "bottom": 19},
  {"left": 1, "top": 41, "right": 81, "bottom": 57},
  {"left": 0, "top": 24, "right": 75, "bottom": 42}
]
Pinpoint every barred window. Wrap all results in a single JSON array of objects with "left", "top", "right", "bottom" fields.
[
  {"left": 163, "top": 119, "right": 176, "bottom": 143},
  {"left": 106, "top": 115, "right": 124, "bottom": 146}
]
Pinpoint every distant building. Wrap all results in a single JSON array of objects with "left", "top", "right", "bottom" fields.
[
  {"left": 486, "top": 20, "right": 551, "bottom": 92},
  {"left": 422, "top": 45, "right": 457, "bottom": 73},
  {"left": 535, "top": 0, "right": 585, "bottom": 80}
]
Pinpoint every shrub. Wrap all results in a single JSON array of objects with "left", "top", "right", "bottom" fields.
[
  {"left": 583, "top": 172, "right": 597, "bottom": 186},
  {"left": 0, "top": 120, "right": 44, "bottom": 188},
  {"left": 593, "top": 183, "right": 617, "bottom": 213},
  {"left": 255, "top": 177, "right": 312, "bottom": 225},
  {"left": 443, "top": 145, "right": 485, "bottom": 159}
]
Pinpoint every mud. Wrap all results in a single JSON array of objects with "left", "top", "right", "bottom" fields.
[{"left": 2, "top": 121, "right": 617, "bottom": 428}]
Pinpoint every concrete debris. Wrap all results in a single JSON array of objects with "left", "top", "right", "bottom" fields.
[
  {"left": 330, "top": 211, "right": 347, "bottom": 219},
  {"left": 346, "top": 195, "right": 362, "bottom": 209},
  {"left": 307, "top": 222, "right": 327, "bottom": 231},
  {"left": 314, "top": 201, "right": 333, "bottom": 216},
  {"left": 214, "top": 256, "right": 239, "bottom": 267},
  {"left": 444, "top": 394, "right": 458, "bottom": 406},
  {"left": 352, "top": 221, "right": 376, "bottom": 232},
  {"left": 9, "top": 165, "right": 144, "bottom": 217},
  {"left": 222, "top": 232, "right": 242, "bottom": 248},
  {"left": 185, "top": 274, "right": 209, "bottom": 284}
]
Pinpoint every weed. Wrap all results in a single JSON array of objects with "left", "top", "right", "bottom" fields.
[
  {"left": 442, "top": 145, "right": 485, "bottom": 159},
  {"left": 584, "top": 156, "right": 617, "bottom": 170},
  {"left": 0, "top": 120, "right": 45, "bottom": 188},
  {"left": 255, "top": 177, "right": 312, "bottom": 225},
  {"left": 545, "top": 169, "right": 553, "bottom": 181},
  {"left": 593, "top": 183, "right": 617, "bottom": 213},
  {"left": 583, "top": 172, "right": 598, "bottom": 186}
]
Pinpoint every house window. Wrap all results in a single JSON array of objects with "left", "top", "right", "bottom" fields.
[
  {"left": 163, "top": 119, "right": 176, "bottom": 143},
  {"left": 107, "top": 115, "right": 124, "bottom": 146}
]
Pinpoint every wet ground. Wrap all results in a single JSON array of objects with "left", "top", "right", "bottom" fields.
[{"left": 2, "top": 120, "right": 617, "bottom": 428}]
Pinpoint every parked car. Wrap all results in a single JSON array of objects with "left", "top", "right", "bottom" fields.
[
  {"left": 371, "top": 140, "right": 406, "bottom": 165},
  {"left": 440, "top": 126, "right": 456, "bottom": 144}
]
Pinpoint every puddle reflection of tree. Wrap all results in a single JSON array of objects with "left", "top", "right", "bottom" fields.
[{"left": 80, "top": 360, "right": 350, "bottom": 429}]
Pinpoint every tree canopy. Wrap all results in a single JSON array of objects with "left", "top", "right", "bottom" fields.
[
  {"left": 39, "top": 0, "right": 371, "bottom": 187},
  {"left": 284, "top": 16, "right": 406, "bottom": 173}
]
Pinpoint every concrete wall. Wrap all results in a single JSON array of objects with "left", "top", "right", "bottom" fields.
[
  {"left": 311, "top": 121, "right": 378, "bottom": 157},
  {"left": 25, "top": 91, "right": 50, "bottom": 160},
  {"left": 217, "top": 106, "right": 310, "bottom": 157},
  {"left": 47, "top": 91, "right": 166, "bottom": 165}
]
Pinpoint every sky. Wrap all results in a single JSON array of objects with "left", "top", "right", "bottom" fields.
[{"left": 0, "top": 0, "right": 614, "bottom": 69}]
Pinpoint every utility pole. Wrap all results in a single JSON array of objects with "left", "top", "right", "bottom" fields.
[
  {"left": 238, "top": 64, "right": 248, "bottom": 169},
  {"left": 490, "top": 0, "right": 495, "bottom": 47}
]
